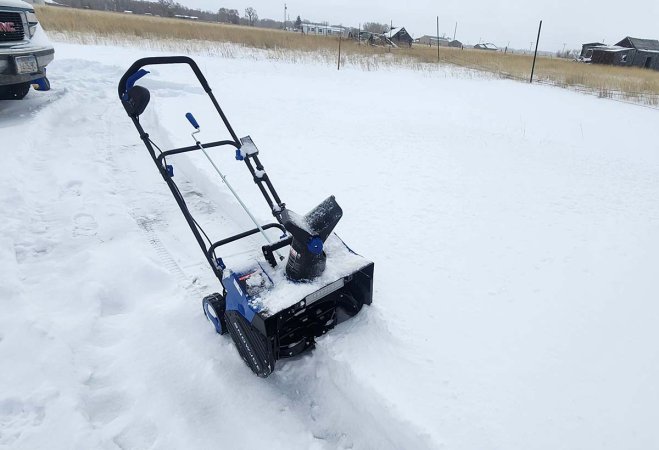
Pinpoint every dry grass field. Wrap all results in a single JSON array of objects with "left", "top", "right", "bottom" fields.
[{"left": 36, "top": 6, "right": 659, "bottom": 104}]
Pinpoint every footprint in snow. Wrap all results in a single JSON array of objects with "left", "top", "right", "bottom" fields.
[
  {"left": 61, "top": 180, "right": 83, "bottom": 198},
  {"left": 113, "top": 421, "right": 158, "bottom": 450},
  {"left": 0, "top": 398, "right": 46, "bottom": 446},
  {"left": 73, "top": 213, "right": 98, "bottom": 237}
]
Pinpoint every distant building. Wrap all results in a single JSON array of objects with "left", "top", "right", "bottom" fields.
[
  {"left": 590, "top": 46, "right": 633, "bottom": 66},
  {"left": 416, "top": 35, "right": 450, "bottom": 47},
  {"left": 473, "top": 43, "right": 498, "bottom": 51},
  {"left": 301, "top": 24, "right": 349, "bottom": 38},
  {"left": 387, "top": 27, "right": 413, "bottom": 47},
  {"left": 580, "top": 42, "right": 605, "bottom": 60},
  {"left": 615, "top": 37, "right": 659, "bottom": 69},
  {"left": 448, "top": 40, "right": 463, "bottom": 48},
  {"left": 588, "top": 37, "right": 659, "bottom": 70}
]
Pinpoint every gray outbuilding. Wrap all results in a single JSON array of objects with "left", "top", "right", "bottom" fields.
[
  {"left": 588, "top": 37, "right": 659, "bottom": 70},
  {"left": 615, "top": 37, "right": 659, "bottom": 70}
]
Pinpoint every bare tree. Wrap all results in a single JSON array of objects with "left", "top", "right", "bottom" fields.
[
  {"left": 218, "top": 7, "right": 239, "bottom": 24},
  {"left": 244, "top": 7, "right": 258, "bottom": 26},
  {"left": 158, "top": 0, "right": 175, "bottom": 17},
  {"left": 362, "top": 22, "right": 389, "bottom": 34}
]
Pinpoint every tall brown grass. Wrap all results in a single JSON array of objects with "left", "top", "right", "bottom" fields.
[{"left": 36, "top": 6, "right": 659, "bottom": 104}]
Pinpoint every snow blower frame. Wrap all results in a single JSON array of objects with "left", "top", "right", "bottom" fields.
[{"left": 118, "top": 57, "right": 374, "bottom": 377}]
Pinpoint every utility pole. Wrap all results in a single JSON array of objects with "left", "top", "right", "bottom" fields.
[
  {"left": 283, "top": 3, "right": 287, "bottom": 30},
  {"left": 530, "top": 20, "right": 542, "bottom": 83},
  {"left": 436, "top": 16, "right": 440, "bottom": 62},
  {"left": 453, "top": 21, "right": 457, "bottom": 41},
  {"left": 389, "top": 19, "right": 393, "bottom": 52}
]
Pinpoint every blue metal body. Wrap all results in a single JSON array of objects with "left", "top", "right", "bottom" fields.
[{"left": 223, "top": 264, "right": 272, "bottom": 324}]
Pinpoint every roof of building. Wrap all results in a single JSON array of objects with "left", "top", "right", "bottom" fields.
[
  {"left": 616, "top": 37, "right": 659, "bottom": 51},
  {"left": 474, "top": 43, "right": 497, "bottom": 50},
  {"left": 592, "top": 45, "right": 632, "bottom": 53},
  {"left": 417, "top": 35, "right": 449, "bottom": 41},
  {"left": 302, "top": 24, "right": 345, "bottom": 31},
  {"left": 387, "top": 27, "right": 412, "bottom": 39},
  {"left": 582, "top": 42, "right": 605, "bottom": 46}
]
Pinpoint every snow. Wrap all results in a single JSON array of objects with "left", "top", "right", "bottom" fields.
[
  {"left": 593, "top": 46, "right": 631, "bottom": 53},
  {"left": 237, "top": 136, "right": 259, "bottom": 159},
  {"left": 2, "top": 39, "right": 659, "bottom": 450},
  {"left": 246, "top": 235, "right": 372, "bottom": 315}
]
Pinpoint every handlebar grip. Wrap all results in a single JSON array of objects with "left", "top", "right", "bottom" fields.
[
  {"left": 117, "top": 56, "right": 211, "bottom": 100},
  {"left": 186, "top": 112, "right": 200, "bottom": 129}
]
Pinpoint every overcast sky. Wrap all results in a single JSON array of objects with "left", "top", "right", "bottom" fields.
[{"left": 179, "top": 0, "right": 658, "bottom": 52}]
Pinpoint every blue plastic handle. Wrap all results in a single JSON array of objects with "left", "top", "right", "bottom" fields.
[
  {"left": 186, "top": 112, "right": 200, "bottom": 129},
  {"left": 122, "top": 69, "right": 149, "bottom": 99}
]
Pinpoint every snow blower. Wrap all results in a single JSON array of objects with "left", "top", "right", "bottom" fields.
[{"left": 118, "top": 57, "right": 374, "bottom": 377}]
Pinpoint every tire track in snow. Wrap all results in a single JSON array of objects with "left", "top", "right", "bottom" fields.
[
  {"left": 132, "top": 215, "right": 193, "bottom": 290},
  {"left": 100, "top": 114, "right": 208, "bottom": 299},
  {"left": 269, "top": 353, "right": 438, "bottom": 449}
]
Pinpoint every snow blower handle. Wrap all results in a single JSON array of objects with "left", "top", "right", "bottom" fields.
[
  {"left": 186, "top": 115, "right": 284, "bottom": 261},
  {"left": 186, "top": 112, "right": 200, "bottom": 130},
  {"left": 118, "top": 56, "right": 211, "bottom": 98}
]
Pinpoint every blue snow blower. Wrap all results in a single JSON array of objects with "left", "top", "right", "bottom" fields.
[{"left": 118, "top": 57, "right": 374, "bottom": 377}]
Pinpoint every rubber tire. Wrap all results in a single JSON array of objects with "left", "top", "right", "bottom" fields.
[
  {"left": 0, "top": 82, "right": 31, "bottom": 100},
  {"left": 202, "top": 293, "right": 227, "bottom": 335}
]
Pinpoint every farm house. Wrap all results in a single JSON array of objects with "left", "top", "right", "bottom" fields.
[
  {"left": 387, "top": 27, "right": 413, "bottom": 47},
  {"left": 588, "top": 37, "right": 659, "bottom": 70},
  {"left": 615, "top": 37, "right": 659, "bottom": 70}
]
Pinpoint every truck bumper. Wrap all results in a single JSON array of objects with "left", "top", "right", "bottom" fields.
[{"left": 0, "top": 46, "right": 54, "bottom": 86}]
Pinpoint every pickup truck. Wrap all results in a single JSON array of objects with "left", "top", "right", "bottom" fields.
[{"left": 0, "top": 0, "right": 53, "bottom": 99}]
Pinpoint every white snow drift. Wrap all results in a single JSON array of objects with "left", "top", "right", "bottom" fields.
[{"left": 1, "top": 41, "right": 658, "bottom": 450}]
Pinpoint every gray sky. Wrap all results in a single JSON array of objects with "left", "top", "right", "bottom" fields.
[{"left": 181, "top": 0, "right": 659, "bottom": 52}]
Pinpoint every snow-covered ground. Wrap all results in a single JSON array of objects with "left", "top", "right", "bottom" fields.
[{"left": 1, "top": 41, "right": 658, "bottom": 450}]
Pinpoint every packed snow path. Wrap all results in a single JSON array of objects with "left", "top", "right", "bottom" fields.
[{"left": 1, "top": 42, "right": 658, "bottom": 450}]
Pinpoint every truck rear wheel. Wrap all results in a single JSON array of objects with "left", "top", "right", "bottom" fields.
[{"left": 0, "top": 82, "right": 31, "bottom": 100}]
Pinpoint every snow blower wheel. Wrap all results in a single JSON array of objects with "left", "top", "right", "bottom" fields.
[
  {"left": 203, "top": 293, "right": 227, "bottom": 335},
  {"left": 119, "top": 57, "right": 374, "bottom": 378}
]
